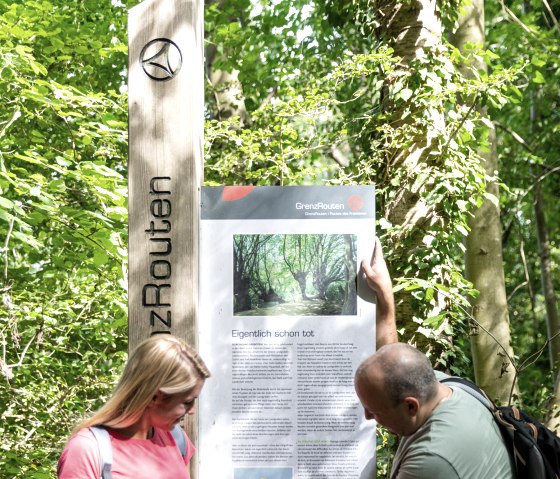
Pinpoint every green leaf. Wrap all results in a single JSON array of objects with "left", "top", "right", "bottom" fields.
[
  {"left": 399, "top": 88, "right": 413, "bottom": 101},
  {"left": 456, "top": 224, "right": 469, "bottom": 236},
  {"left": 532, "top": 70, "right": 545, "bottom": 84},
  {"left": 0, "top": 196, "right": 15, "bottom": 209},
  {"left": 483, "top": 192, "right": 499, "bottom": 207}
]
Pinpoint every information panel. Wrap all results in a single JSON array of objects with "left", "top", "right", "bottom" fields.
[{"left": 199, "top": 185, "right": 377, "bottom": 479}]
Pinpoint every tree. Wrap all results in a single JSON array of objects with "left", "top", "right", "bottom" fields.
[
  {"left": 204, "top": 0, "right": 520, "bottom": 361},
  {"left": 1, "top": 0, "right": 558, "bottom": 476},
  {"left": 233, "top": 234, "right": 272, "bottom": 312},
  {"left": 341, "top": 234, "right": 357, "bottom": 315},
  {"left": 534, "top": 168, "right": 560, "bottom": 373},
  {"left": 321, "top": 0, "right": 515, "bottom": 367},
  {"left": 484, "top": 0, "right": 560, "bottom": 430},
  {"left": 533, "top": 167, "right": 560, "bottom": 431},
  {"left": 370, "top": 0, "right": 447, "bottom": 347},
  {"left": 205, "top": 0, "right": 251, "bottom": 126},
  {"left": 450, "top": 0, "right": 518, "bottom": 403},
  {"left": 311, "top": 235, "right": 345, "bottom": 300},
  {"left": 283, "top": 235, "right": 314, "bottom": 300},
  {"left": 0, "top": 1, "right": 129, "bottom": 476}
]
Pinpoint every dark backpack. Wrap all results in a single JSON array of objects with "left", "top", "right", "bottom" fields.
[{"left": 441, "top": 377, "right": 560, "bottom": 479}]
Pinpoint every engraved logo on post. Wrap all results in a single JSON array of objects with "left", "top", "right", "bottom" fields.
[{"left": 140, "top": 38, "right": 182, "bottom": 81}]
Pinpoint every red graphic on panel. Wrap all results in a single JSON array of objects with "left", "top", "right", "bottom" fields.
[
  {"left": 348, "top": 194, "right": 365, "bottom": 211},
  {"left": 222, "top": 186, "right": 255, "bottom": 201}
]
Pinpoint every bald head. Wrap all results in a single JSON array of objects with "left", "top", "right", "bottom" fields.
[{"left": 355, "top": 343, "right": 438, "bottom": 406}]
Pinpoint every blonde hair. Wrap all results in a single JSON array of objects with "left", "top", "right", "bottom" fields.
[{"left": 75, "top": 334, "right": 210, "bottom": 433}]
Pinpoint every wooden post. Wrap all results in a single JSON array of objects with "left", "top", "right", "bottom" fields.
[{"left": 128, "top": 1, "right": 203, "bottom": 476}]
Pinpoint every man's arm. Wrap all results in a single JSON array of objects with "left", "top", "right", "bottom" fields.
[
  {"left": 395, "top": 453, "right": 461, "bottom": 479},
  {"left": 361, "top": 237, "right": 397, "bottom": 348}
]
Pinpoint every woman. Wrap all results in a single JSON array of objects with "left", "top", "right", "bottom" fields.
[{"left": 58, "top": 334, "right": 210, "bottom": 478}]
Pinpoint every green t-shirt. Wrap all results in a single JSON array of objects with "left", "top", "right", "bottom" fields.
[{"left": 390, "top": 386, "right": 516, "bottom": 479}]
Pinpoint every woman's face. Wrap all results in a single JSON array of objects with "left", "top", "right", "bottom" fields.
[{"left": 148, "top": 378, "right": 205, "bottom": 431}]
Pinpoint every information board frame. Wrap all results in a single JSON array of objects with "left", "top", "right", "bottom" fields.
[{"left": 198, "top": 185, "right": 377, "bottom": 479}]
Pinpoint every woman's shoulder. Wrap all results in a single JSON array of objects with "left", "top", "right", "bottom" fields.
[
  {"left": 64, "top": 428, "right": 98, "bottom": 451},
  {"left": 58, "top": 428, "right": 100, "bottom": 479}
]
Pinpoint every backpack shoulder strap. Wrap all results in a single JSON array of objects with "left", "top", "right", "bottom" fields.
[
  {"left": 90, "top": 424, "right": 185, "bottom": 476},
  {"left": 171, "top": 424, "right": 187, "bottom": 459},
  {"left": 90, "top": 426, "right": 113, "bottom": 479},
  {"left": 440, "top": 376, "right": 495, "bottom": 410}
]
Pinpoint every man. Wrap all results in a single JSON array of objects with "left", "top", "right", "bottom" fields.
[{"left": 356, "top": 238, "right": 515, "bottom": 478}]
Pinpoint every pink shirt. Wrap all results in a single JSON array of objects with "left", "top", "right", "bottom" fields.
[{"left": 57, "top": 427, "right": 194, "bottom": 478}]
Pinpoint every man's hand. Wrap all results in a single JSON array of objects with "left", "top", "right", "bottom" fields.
[
  {"left": 361, "top": 237, "right": 393, "bottom": 298},
  {"left": 361, "top": 237, "right": 398, "bottom": 348}
]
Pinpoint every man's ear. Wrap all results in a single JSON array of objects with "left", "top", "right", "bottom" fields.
[{"left": 403, "top": 397, "right": 420, "bottom": 417}]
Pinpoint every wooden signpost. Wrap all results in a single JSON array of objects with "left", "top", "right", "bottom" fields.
[
  {"left": 128, "top": 0, "right": 203, "bottom": 351},
  {"left": 128, "top": 0, "right": 203, "bottom": 475}
]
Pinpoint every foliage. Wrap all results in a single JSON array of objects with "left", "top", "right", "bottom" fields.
[
  {"left": 0, "top": 0, "right": 558, "bottom": 477},
  {"left": 0, "top": 1, "right": 129, "bottom": 477},
  {"left": 485, "top": 0, "right": 560, "bottom": 418},
  {"left": 338, "top": 45, "right": 519, "bottom": 356},
  {"left": 204, "top": 0, "right": 551, "bottom": 473},
  {"left": 206, "top": 0, "right": 518, "bottom": 366}
]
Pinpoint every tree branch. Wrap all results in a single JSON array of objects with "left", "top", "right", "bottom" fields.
[
  {"left": 498, "top": 0, "right": 538, "bottom": 35},
  {"left": 3, "top": 217, "right": 15, "bottom": 285},
  {"left": 542, "top": 0, "right": 560, "bottom": 33}
]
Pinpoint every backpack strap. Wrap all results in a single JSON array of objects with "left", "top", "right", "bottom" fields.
[
  {"left": 90, "top": 426, "right": 113, "bottom": 479},
  {"left": 90, "top": 424, "right": 186, "bottom": 478},
  {"left": 171, "top": 424, "right": 187, "bottom": 459},
  {"left": 440, "top": 376, "right": 495, "bottom": 411},
  {"left": 440, "top": 378, "right": 522, "bottom": 472}
]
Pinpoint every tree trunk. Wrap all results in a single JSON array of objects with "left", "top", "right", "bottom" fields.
[
  {"left": 375, "top": 0, "right": 445, "bottom": 348},
  {"left": 294, "top": 272, "right": 309, "bottom": 300},
  {"left": 548, "top": 370, "right": 560, "bottom": 434},
  {"left": 206, "top": 43, "right": 250, "bottom": 126},
  {"left": 234, "top": 278, "right": 252, "bottom": 313},
  {"left": 450, "top": 0, "right": 518, "bottom": 403},
  {"left": 531, "top": 93, "right": 560, "bottom": 435},
  {"left": 205, "top": 0, "right": 250, "bottom": 126},
  {"left": 533, "top": 164, "right": 560, "bottom": 375},
  {"left": 342, "top": 234, "right": 357, "bottom": 315}
]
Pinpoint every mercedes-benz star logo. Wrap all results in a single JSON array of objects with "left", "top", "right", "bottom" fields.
[{"left": 140, "top": 38, "right": 182, "bottom": 81}]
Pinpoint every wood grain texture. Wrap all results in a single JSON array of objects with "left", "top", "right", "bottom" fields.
[{"left": 128, "top": 1, "right": 203, "bottom": 475}]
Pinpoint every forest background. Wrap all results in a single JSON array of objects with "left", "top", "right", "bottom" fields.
[{"left": 0, "top": 0, "right": 558, "bottom": 477}]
